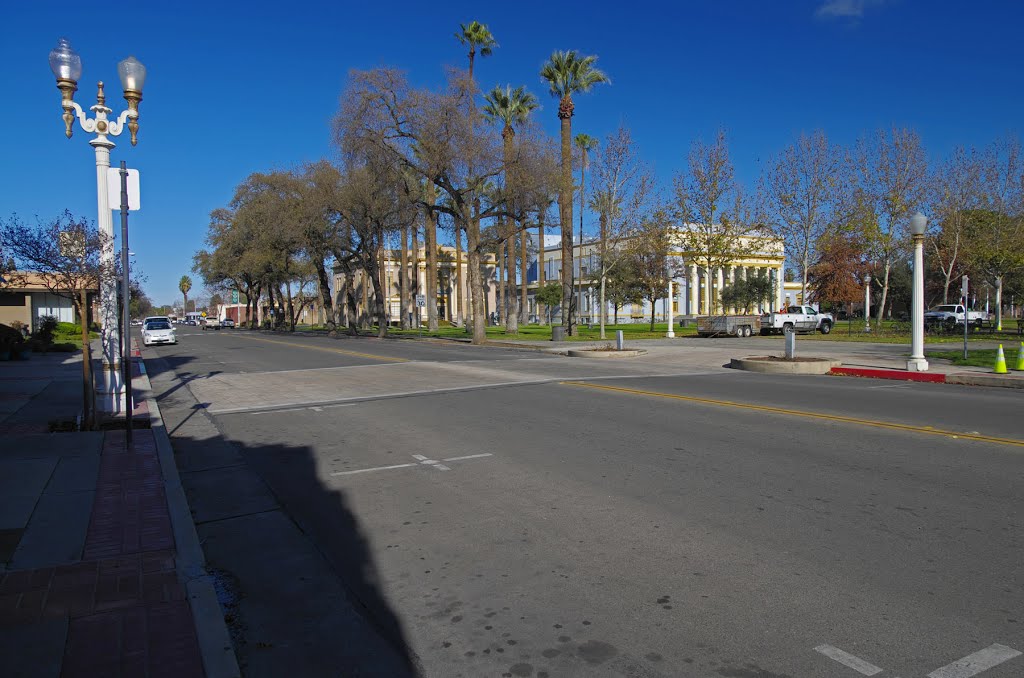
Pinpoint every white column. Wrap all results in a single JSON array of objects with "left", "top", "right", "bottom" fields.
[
  {"left": 689, "top": 264, "right": 698, "bottom": 316},
  {"left": 666, "top": 276, "right": 675, "bottom": 338},
  {"left": 776, "top": 267, "right": 785, "bottom": 310},
  {"left": 91, "top": 138, "right": 124, "bottom": 414},
  {"left": 907, "top": 235, "right": 928, "bottom": 371},
  {"left": 715, "top": 268, "right": 724, "bottom": 315},
  {"left": 727, "top": 267, "right": 736, "bottom": 314}
]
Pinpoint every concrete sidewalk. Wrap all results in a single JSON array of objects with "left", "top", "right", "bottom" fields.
[
  {"left": 485, "top": 335, "right": 1024, "bottom": 388},
  {"left": 0, "top": 348, "right": 238, "bottom": 678}
]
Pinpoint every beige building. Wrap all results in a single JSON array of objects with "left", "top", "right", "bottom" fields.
[
  {"left": 332, "top": 246, "right": 497, "bottom": 325},
  {"left": 526, "top": 228, "right": 786, "bottom": 322},
  {"left": 0, "top": 272, "right": 97, "bottom": 330}
]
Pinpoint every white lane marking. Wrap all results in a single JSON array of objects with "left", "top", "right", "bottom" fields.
[
  {"left": 331, "top": 463, "right": 417, "bottom": 476},
  {"left": 331, "top": 452, "right": 492, "bottom": 477},
  {"left": 814, "top": 645, "right": 883, "bottom": 675},
  {"left": 411, "top": 454, "right": 450, "bottom": 471},
  {"left": 927, "top": 644, "right": 1021, "bottom": 678}
]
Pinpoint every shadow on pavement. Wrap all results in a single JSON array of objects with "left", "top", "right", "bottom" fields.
[{"left": 146, "top": 353, "right": 419, "bottom": 677}]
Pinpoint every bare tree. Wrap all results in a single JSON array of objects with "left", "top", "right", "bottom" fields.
[
  {"left": 588, "top": 125, "right": 655, "bottom": 338},
  {"left": 1, "top": 212, "right": 109, "bottom": 429},
  {"left": 766, "top": 130, "right": 843, "bottom": 303},
  {"left": 929, "top": 145, "right": 982, "bottom": 303},
  {"left": 964, "top": 137, "right": 1024, "bottom": 329},
  {"left": 336, "top": 68, "right": 555, "bottom": 344},
  {"left": 673, "top": 130, "right": 765, "bottom": 315},
  {"left": 851, "top": 128, "right": 928, "bottom": 324}
]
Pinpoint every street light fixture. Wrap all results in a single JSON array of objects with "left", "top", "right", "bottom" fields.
[
  {"left": 907, "top": 212, "right": 929, "bottom": 371},
  {"left": 49, "top": 37, "right": 146, "bottom": 414},
  {"left": 864, "top": 273, "right": 871, "bottom": 333}
]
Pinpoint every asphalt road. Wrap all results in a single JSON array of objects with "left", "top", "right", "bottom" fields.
[{"left": 147, "top": 327, "right": 1024, "bottom": 678}]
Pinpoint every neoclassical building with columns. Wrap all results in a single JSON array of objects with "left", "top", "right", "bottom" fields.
[
  {"left": 326, "top": 227, "right": 784, "bottom": 326},
  {"left": 525, "top": 228, "right": 786, "bottom": 323}
]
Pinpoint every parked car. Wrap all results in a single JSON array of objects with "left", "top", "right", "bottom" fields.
[
  {"left": 220, "top": 318, "right": 235, "bottom": 328},
  {"left": 924, "top": 304, "right": 988, "bottom": 329},
  {"left": 141, "top": 319, "right": 176, "bottom": 346},
  {"left": 761, "top": 306, "right": 834, "bottom": 335}
]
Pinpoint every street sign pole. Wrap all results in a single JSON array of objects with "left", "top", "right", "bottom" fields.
[
  {"left": 118, "top": 162, "right": 133, "bottom": 444},
  {"left": 962, "top": 275, "right": 969, "bottom": 361}
]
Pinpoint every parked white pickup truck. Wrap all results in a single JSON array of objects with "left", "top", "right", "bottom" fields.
[
  {"left": 760, "top": 305, "right": 834, "bottom": 335},
  {"left": 923, "top": 304, "right": 988, "bottom": 329}
]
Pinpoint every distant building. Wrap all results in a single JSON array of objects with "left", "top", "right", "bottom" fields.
[
  {"left": 0, "top": 271, "right": 97, "bottom": 329},
  {"left": 525, "top": 227, "right": 786, "bottom": 322},
  {"left": 333, "top": 246, "right": 497, "bottom": 325}
]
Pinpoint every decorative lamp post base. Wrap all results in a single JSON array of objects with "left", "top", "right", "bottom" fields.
[
  {"left": 906, "top": 357, "right": 929, "bottom": 372},
  {"left": 96, "top": 363, "right": 126, "bottom": 414}
]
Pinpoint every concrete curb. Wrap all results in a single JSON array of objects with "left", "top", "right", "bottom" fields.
[
  {"left": 566, "top": 348, "right": 646, "bottom": 358},
  {"left": 732, "top": 357, "right": 840, "bottom": 375},
  {"left": 947, "top": 372, "right": 1024, "bottom": 389},
  {"left": 135, "top": 358, "right": 242, "bottom": 678}
]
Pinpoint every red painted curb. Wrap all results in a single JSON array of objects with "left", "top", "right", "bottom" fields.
[{"left": 829, "top": 367, "right": 947, "bottom": 383}]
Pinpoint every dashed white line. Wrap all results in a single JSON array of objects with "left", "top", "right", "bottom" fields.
[
  {"left": 814, "top": 645, "right": 883, "bottom": 676},
  {"left": 927, "top": 644, "right": 1021, "bottom": 678}
]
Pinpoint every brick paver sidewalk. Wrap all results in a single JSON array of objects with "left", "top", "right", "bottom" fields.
[{"left": 0, "top": 354, "right": 206, "bottom": 677}]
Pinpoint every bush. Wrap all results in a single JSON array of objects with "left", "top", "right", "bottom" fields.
[
  {"left": 36, "top": 316, "right": 58, "bottom": 346},
  {"left": 49, "top": 342, "right": 78, "bottom": 352},
  {"left": 0, "top": 323, "right": 26, "bottom": 348},
  {"left": 56, "top": 321, "right": 79, "bottom": 334}
]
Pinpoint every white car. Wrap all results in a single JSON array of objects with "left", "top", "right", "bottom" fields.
[{"left": 142, "top": 319, "right": 177, "bottom": 346}]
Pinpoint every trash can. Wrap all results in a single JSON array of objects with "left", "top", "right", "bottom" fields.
[{"left": 551, "top": 326, "right": 566, "bottom": 341}]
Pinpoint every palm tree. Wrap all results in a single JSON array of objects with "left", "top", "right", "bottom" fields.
[
  {"left": 540, "top": 51, "right": 609, "bottom": 334},
  {"left": 574, "top": 133, "right": 598, "bottom": 323},
  {"left": 483, "top": 85, "right": 539, "bottom": 333},
  {"left": 455, "top": 21, "right": 497, "bottom": 83},
  {"left": 453, "top": 21, "right": 497, "bottom": 327},
  {"left": 179, "top": 275, "right": 192, "bottom": 315}
]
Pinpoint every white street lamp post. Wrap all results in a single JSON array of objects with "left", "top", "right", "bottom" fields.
[
  {"left": 666, "top": 276, "right": 675, "bottom": 338},
  {"left": 907, "top": 212, "right": 929, "bottom": 372},
  {"left": 995, "top": 276, "right": 1003, "bottom": 331},
  {"left": 864, "top": 274, "right": 871, "bottom": 333},
  {"left": 49, "top": 38, "right": 146, "bottom": 414}
]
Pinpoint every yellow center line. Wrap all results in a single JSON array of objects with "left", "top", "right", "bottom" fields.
[
  {"left": 234, "top": 334, "right": 409, "bottom": 363},
  {"left": 560, "top": 381, "right": 1024, "bottom": 448}
]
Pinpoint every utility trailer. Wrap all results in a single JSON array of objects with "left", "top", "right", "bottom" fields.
[{"left": 697, "top": 314, "right": 762, "bottom": 338}]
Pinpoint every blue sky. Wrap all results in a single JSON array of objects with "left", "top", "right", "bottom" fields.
[{"left": 3, "top": 0, "right": 1022, "bottom": 306}]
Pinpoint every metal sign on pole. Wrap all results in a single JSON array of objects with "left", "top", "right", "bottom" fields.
[
  {"left": 107, "top": 168, "right": 140, "bottom": 210},
  {"left": 115, "top": 161, "right": 137, "bottom": 443}
]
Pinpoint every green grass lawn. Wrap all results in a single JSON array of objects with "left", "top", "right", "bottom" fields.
[
  {"left": 930, "top": 344, "right": 1024, "bottom": 368},
  {"left": 292, "top": 319, "right": 1021, "bottom": 345},
  {"left": 383, "top": 322, "right": 702, "bottom": 342}
]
